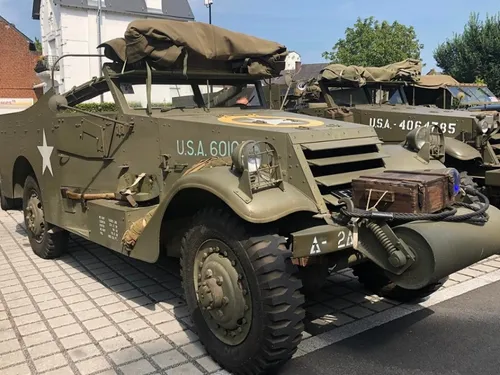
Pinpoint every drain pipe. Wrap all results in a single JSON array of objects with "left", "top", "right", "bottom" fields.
[{"left": 97, "top": 0, "right": 103, "bottom": 103}]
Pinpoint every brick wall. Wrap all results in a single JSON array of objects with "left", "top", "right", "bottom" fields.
[{"left": 0, "top": 18, "right": 41, "bottom": 100}]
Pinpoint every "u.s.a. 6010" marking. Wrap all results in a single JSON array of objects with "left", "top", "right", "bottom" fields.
[
  {"left": 369, "top": 118, "right": 457, "bottom": 134},
  {"left": 176, "top": 140, "right": 240, "bottom": 157}
]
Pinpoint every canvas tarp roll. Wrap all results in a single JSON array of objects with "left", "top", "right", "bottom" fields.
[
  {"left": 98, "top": 19, "right": 288, "bottom": 77},
  {"left": 410, "top": 74, "right": 460, "bottom": 89},
  {"left": 319, "top": 59, "right": 423, "bottom": 86}
]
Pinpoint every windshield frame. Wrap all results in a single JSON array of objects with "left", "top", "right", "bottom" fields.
[{"left": 320, "top": 80, "right": 409, "bottom": 107}]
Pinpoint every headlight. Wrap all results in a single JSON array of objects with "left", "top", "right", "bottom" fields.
[
  {"left": 479, "top": 119, "right": 489, "bottom": 134},
  {"left": 231, "top": 140, "right": 262, "bottom": 173},
  {"left": 405, "top": 127, "right": 427, "bottom": 151}
]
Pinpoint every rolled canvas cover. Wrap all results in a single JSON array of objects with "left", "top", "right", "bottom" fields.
[
  {"left": 99, "top": 19, "right": 288, "bottom": 77},
  {"left": 319, "top": 59, "right": 423, "bottom": 86}
]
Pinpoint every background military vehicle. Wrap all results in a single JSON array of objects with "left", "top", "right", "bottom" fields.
[
  {"left": 281, "top": 60, "right": 500, "bottom": 206},
  {"left": 402, "top": 73, "right": 500, "bottom": 112},
  {"left": 0, "top": 20, "right": 499, "bottom": 375}
]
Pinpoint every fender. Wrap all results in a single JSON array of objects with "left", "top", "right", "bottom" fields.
[
  {"left": 445, "top": 138, "right": 482, "bottom": 161},
  {"left": 129, "top": 166, "right": 319, "bottom": 263}
]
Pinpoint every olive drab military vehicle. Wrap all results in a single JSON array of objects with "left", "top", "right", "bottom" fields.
[
  {"left": 1, "top": 21, "right": 500, "bottom": 375},
  {"left": 283, "top": 60, "right": 500, "bottom": 207},
  {"left": 402, "top": 73, "right": 500, "bottom": 112}
]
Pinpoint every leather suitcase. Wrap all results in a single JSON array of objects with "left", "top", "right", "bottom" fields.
[{"left": 351, "top": 170, "right": 456, "bottom": 214}]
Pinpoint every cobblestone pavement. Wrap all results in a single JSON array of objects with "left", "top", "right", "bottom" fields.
[{"left": 2, "top": 207, "right": 500, "bottom": 375}]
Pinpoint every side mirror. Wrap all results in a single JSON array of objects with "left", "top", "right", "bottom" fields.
[{"left": 48, "top": 95, "right": 68, "bottom": 112}]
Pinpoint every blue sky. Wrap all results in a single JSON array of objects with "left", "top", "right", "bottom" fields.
[{"left": 1, "top": 0, "right": 499, "bottom": 70}]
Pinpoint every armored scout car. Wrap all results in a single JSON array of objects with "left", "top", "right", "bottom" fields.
[
  {"left": 0, "top": 21, "right": 499, "bottom": 375},
  {"left": 402, "top": 73, "right": 500, "bottom": 112},
  {"left": 285, "top": 60, "right": 500, "bottom": 206}
]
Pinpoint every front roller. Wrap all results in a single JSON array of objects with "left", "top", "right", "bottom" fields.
[{"left": 388, "top": 205, "right": 500, "bottom": 290}]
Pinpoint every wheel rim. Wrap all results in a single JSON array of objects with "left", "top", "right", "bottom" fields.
[
  {"left": 193, "top": 239, "right": 252, "bottom": 346},
  {"left": 25, "top": 190, "right": 45, "bottom": 243}
]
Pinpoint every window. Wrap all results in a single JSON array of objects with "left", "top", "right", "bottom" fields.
[
  {"left": 327, "top": 87, "right": 368, "bottom": 106},
  {"left": 117, "top": 82, "right": 263, "bottom": 110}
]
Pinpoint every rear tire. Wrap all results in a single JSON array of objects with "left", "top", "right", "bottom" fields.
[
  {"left": 180, "top": 207, "right": 305, "bottom": 375},
  {"left": 352, "top": 261, "right": 446, "bottom": 303},
  {"left": 23, "top": 175, "right": 68, "bottom": 259}
]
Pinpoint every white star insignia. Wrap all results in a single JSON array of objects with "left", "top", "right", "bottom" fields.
[
  {"left": 245, "top": 118, "right": 300, "bottom": 125},
  {"left": 37, "top": 129, "right": 54, "bottom": 176}
]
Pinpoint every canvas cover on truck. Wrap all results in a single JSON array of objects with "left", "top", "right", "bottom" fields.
[
  {"left": 319, "top": 59, "right": 422, "bottom": 86},
  {"left": 98, "top": 19, "right": 288, "bottom": 77},
  {"left": 410, "top": 74, "right": 460, "bottom": 89}
]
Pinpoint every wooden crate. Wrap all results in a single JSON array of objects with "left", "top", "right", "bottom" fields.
[{"left": 351, "top": 170, "right": 455, "bottom": 214}]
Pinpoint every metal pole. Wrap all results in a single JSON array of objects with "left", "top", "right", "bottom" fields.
[
  {"left": 209, "top": 4, "right": 212, "bottom": 24},
  {"left": 97, "top": 0, "right": 103, "bottom": 103}
]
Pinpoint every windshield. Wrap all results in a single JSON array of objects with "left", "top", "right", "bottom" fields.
[
  {"left": 118, "top": 82, "right": 263, "bottom": 110},
  {"left": 448, "top": 86, "right": 499, "bottom": 104},
  {"left": 326, "top": 85, "right": 406, "bottom": 106}
]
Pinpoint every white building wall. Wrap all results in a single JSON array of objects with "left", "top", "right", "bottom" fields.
[
  {"left": 284, "top": 52, "right": 301, "bottom": 71},
  {"left": 37, "top": 0, "right": 204, "bottom": 105}
]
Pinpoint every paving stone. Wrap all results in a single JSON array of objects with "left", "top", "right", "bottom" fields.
[
  {"left": 118, "top": 318, "right": 149, "bottom": 333},
  {"left": 18, "top": 321, "right": 48, "bottom": 336},
  {"left": 101, "top": 302, "right": 129, "bottom": 315},
  {"left": 10, "top": 304, "right": 36, "bottom": 317},
  {"left": 152, "top": 349, "right": 187, "bottom": 368},
  {"left": 54, "top": 323, "right": 83, "bottom": 338},
  {"left": 27, "top": 341, "right": 61, "bottom": 360},
  {"left": 34, "top": 353, "right": 68, "bottom": 373},
  {"left": 82, "top": 316, "right": 111, "bottom": 331},
  {"left": 90, "top": 325, "right": 120, "bottom": 341},
  {"left": 109, "top": 347, "right": 143, "bottom": 365},
  {"left": 0, "top": 350, "right": 25, "bottom": 369},
  {"left": 127, "top": 327, "right": 160, "bottom": 344},
  {"left": 94, "top": 295, "right": 120, "bottom": 307},
  {"left": 197, "top": 356, "right": 221, "bottom": 372},
  {"left": 73, "top": 308, "right": 103, "bottom": 322},
  {"left": 169, "top": 362, "right": 204, "bottom": 374},
  {"left": 0, "top": 362, "right": 31, "bottom": 375},
  {"left": 13, "top": 312, "right": 42, "bottom": 326},
  {"left": 144, "top": 311, "right": 175, "bottom": 325},
  {"left": 43, "top": 366, "right": 75, "bottom": 375},
  {"left": 343, "top": 305, "right": 374, "bottom": 319},
  {"left": 100, "top": 336, "right": 132, "bottom": 353},
  {"left": 63, "top": 293, "right": 89, "bottom": 305},
  {"left": 22, "top": 330, "right": 53, "bottom": 347},
  {"left": 182, "top": 341, "right": 207, "bottom": 358},
  {"left": 48, "top": 314, "right": 77, "bottom": 329},
  {"left": 75, "top": 356, "right": 112, "bottom": 375},
  {"left": 60, "top": 333, "right": 92, "bottom": 350},
  {"left": 449, "top": 273, "right": 472, "bottom": 282},
  {"left": 362, "top": 300, "right": 394, "bottom": 312},
  {"left": 157, "top": 320, "right": 186, "bottom": 335},
  {"left": 3, "top": 290, "right": 27, "bottom": 302},
  {"left": 67, "top": 344, "right": 101, "bottom": 362},
  {"left": 0, "top": 329, "right": 17, "bottom": 342},
  {"left": 458, "top": 268, "right": 484, "bottom": 278},
  {"left": 6, "top": 297, "right": 32, "bottom": 309},
  {"left": 119, "top": 359, "right": 156, "bottom": 375},
  {"left": 43, "top": 306, "right": 70, "bottom": 319},
  {"left": 470, "top": 263, "right": 498, "bottom": 273},
  {"left": 87, "top": 288, "right": 113, "bottom": 299},
  {"left": 139, "top": 338, "right": 173, "bottom": 356},
  {"left": 0, "top": 319, "right": 12, "bottom": 331},
  {"left": 108, "top": 310, "right": 138, "bottom": 324},
  {"left": 68, "top": 301, "right": 95, "bottom": 313},
  {"left": 169, "top": 329, "right": 199, "bottom": 346}
]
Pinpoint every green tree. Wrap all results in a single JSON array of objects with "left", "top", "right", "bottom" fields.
[
  {"left": 34, "top": 37, "right": 42, "bottom": 53},
  {"left": 322, "top": 17, "right": 423, "bottom": 67},
  {"left": 434, "top": 12, "right": 500, "bottom": 95}
]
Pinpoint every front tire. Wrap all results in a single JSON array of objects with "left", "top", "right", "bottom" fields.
[
  {"left": 23, "top": 175, "right": 68, "bottom": 259},
  {"left": 180, "top": 207, "right": 305, "bottom": 375},
  {"left": 352, "top": 261, "right": 446, "bottom": 303}
]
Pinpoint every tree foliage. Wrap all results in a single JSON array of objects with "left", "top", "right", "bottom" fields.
[
  {"left": 322, "top": 17, "right": 423, "bottom": 67},
  {"left": 434, "top": 12, "right": 500, "bottom": 95},
  {"left": 34, "top": 37, "right": 42, "bottom": 53}
]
